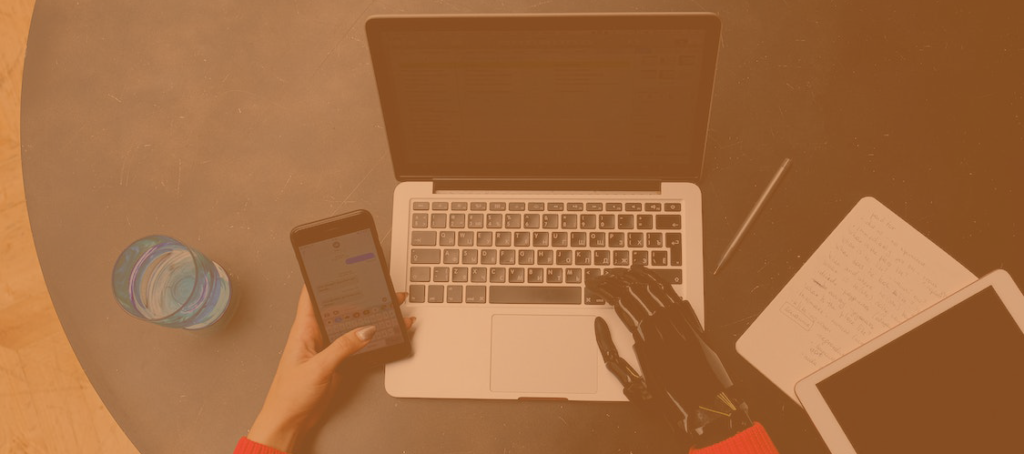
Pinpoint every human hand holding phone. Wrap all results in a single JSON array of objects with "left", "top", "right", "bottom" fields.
[{"left": 247, "top": 286, "right": 415, "bottom": 452}]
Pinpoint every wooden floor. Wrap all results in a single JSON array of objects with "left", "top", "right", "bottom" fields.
[{"left": 0, "top": 2, "right": 138, "bottom": 452}]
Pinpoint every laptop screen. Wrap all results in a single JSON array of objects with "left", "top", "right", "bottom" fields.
[{"left": 366, "top": 14, "right": 720, "bottom": 182}]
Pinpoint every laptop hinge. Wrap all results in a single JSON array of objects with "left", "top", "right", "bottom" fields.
[{"left": 432, "top": 179, "right": 661, "bottom": 192}]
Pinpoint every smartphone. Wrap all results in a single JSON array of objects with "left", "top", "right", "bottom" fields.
[{"left": 290, "top": 210, "right": 411, "bottom": 364}]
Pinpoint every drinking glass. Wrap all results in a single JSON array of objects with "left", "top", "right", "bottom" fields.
[{"left": 112, "top": 235, "right": 232, "bottom": 329}]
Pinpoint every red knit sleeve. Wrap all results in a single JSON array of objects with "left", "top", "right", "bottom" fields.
[
  {"left": 233, "top": 436, "right": 290, "bottom": 454},
  {"left": 688, "top": 423, "right": 780, "bottom": 454}
]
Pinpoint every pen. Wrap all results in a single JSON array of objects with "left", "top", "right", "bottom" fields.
[{"left": 713, "top": 158, "right": 792, "bottom": 275}]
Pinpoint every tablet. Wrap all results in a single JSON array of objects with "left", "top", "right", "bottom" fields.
[{"left": 795, "top": 270, "right": 1024, "bottom": 454}]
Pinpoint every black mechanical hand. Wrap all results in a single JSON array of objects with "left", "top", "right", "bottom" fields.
[{"left": 589, "top": 265, "right": 753, "bottom": 447}]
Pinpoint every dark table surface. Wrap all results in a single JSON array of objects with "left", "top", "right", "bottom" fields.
[{"left": 21, "top": 0, "right": 1024, "bottom": 453}]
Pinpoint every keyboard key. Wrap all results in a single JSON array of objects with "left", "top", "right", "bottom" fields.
[
  {"left": 432, "top": 201, "right": 449, "bottom": 210},
  {"left": 458, "top": 231, "right": 474, "bottom": 247},
  {"left": 495, "top": 231, "right": 512, "bottom": 247},
  {"left": 537, "top": 250, "right": 554, "bottom": 265},
  {"left": 453, "top": 267, "right": 469, "bottom": 282},
  {"left": 499, "top": 249, "right": 516, "bottom": 265},
  {"left": 574, "top": 250, "right": 592, "bottom": 265},
  {"left": 665, "top": 203, "right": 682, "bottom": 212},
  {"left": 586, "top": 202, "right": 602, "bottom": 211},
  {"left": 637, "top": 215, "right": 654, "bottom": 229},
  {"left": 584, "top": 268, "right": 604, "bottom": 283},
  {"left": 652, "top": 251, "right": 668, "bottom": 266},
  {"left": 443, "top": 249, "right": 459, "bottom": 264},
  {"left": 543, "top": 214, "right": 559, "bottom": 229},
  {"left": 567, "top": 203, "right": 584, "bottom": 211},
  {"left": 476, "top": 231, "right": 493, "bottom": 247},
  {"left": 618, "top": 215, "right": 634, "bottom": 229},
  {"left": 431, "top": 213, "right": 447, "bottom": 228},
  {"left": 409, "top": 267, "right": 431, "bottom": 282},
  {"left": 480, "top": 249, "right": 497, "bottom": 265},
  {"left": 427, "top": 285, "right": 444, "bottom": 303},
  {"left": 490, "top": 268, "right": 507, "bottom": 283},
  {"left": 490, "top": 202, "right": 506, "bottom": 211},
  {"left": 667, "top": 233, "right": 683, "bottom": 266},
  {"left": 646, "top": 232, "right": 664, "bottom": 248},
  {"left": 527, "top": 268, "right": 545, "bottom": 283},
  {"left": 470, "top": 202, "right": 487, "bottom": 211},
  {"left": 645, "top": 203, "right": 661, "bottom": 212},
  {"left": 524, "top": 214, "right": 540, "bottom": 228},
  {"left": 632, "top": 251, "right": 649, "bottom": 266},
  {"left": 411, "top": 231, "right": 436, "bottom": 246},
  {"left": 584, "top": 289, "right": 606, "bottom": 305},
  {"left": 625, "top": 203, "right": 643, "bottom": 212},
  {"left": 489, "top": 286, "right": 581, "bottom": 304},
  {"left": 514, "top": 232, "right": 530, "bottom": 247},
  {"left": 449, "top": 213, "right": 466, "bottom": 228},
  {"left": 565, "top": 268, "right": 583, "bottom": 283},
  {"left": 505, "top": 214, "right": 522, "bottom": 229},
  {"left": 412, "top": 201, "right": 430, "bottom": 210},
  {"left": 589, "top": 232, "right": 606, "bottom": 247},
  {"left": 466, "top": 286, "right": 486, "bottom": 303},
  {"left": 452, "top": 202, "right": 468, "bottom": 211},
  {"left": 468, "top": 214, "right": 484, "bottom": 228},
  {"left": 608, "top": 232, "right": 625, "bottom": 248},
  {"left": 628, "top": 233, "right": 644, "bottom": 248},
  {"left": 561, "top": 214, "right": 578, "bottom": 229},
  {"left": 518, "top": 250, "right": 535, "bottom": 265},
  {"left": 532, "top": 232, "right": 549, "bottom": 247},
  {"left": 653, "top": 269, "right": 683, "bottom": 285},
  {"left": 411, "top": 249, "right": 441, "bottom": 264},
  {"left": 509, "top": 202, "right": 526, "bottom": 211},
  {"left": 487, "top": 214, "right": 503, "bottom": 228},
  {"left": 509, "top": 268, "right": 526, "bottom": 283},
  {"left": 656, "top": 215, "right": 683, "bottom": 230},
  {"left": 471, "top": 267, "right": 488, "bottom": 282},
  {"left": 599, "top": 214, "right": 616, "bottom": 229},
  {"left": 581, "top": 214, "right": 597, "bottom": 229},
  {"left": 446, "top": 285, "right": 463, "bottom": 303},
  {"left": 614, "top": 250, "right": 630, "bottom": 266},
  {"left": 571, "top": 232, "right": 587, "bottom": 247},
  {"left": 409, "top": 285, "right": 425, "bottom": 302},
  {"left": 433, "top": 267, "right": 450, "bottom": 282},
  {"left": 528, "top": 202, "right": 545, "bottom": 211},
  {"left": 556, "top": 250, "right": 573, "bottom": 265},
  {"left": 439, "top": 231, "right": 456, "bottom": 246},
  {"left": 551, "top": 232, "right": 568, "bottom": 247},
  {"left": 461, "top": 249, "right": 479, "bottom": 265},
  {"left": 545, "top": 268, "right": 563, "bottom": 283},
  {"left": 412, "top": 213, "right": 429, "bottom": 228},
  {"left": 547, "top": 202, "right": 564, "bottom": 211},
  {"left": 606, "top": 203, "right": 623, "bottom": 212},
  {"left": 595, "top": 250, "right": 611, "bottom": 266}
]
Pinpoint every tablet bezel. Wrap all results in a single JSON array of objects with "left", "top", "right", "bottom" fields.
[{"left": 793, "top": 269, "right": 1024, "bottom": 454}]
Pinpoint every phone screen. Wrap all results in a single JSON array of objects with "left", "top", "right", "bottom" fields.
[{"left": 297, "top": 228, "right": 402, "bottom": 353}]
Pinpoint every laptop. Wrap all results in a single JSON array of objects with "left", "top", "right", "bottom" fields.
[{"left": 366, "top": 13, "right": 721, "bottom": 401}]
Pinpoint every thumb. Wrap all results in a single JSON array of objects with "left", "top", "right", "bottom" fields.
[{"left": 314, "top": 325, "right": 377, "bottom": 370}]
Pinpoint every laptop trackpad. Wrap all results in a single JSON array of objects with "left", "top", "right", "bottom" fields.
[{"left": 490, "top": 315, "right": 599, "bottom": 395}]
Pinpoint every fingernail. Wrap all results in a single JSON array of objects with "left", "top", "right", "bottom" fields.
[{"left": 355, "top": 325, "right": 377, "bottom": 341}]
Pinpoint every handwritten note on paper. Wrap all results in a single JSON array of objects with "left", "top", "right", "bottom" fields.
[{"left": 736, "top": 197, "right": 976, "bottom": 402}]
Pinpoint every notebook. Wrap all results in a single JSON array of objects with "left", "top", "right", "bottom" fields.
[
  {"left": 366, "top": 13, "right": 721, "bottom": 400},
  {"left": 737, "top": 197, "right": 977, "bottom": 402}
]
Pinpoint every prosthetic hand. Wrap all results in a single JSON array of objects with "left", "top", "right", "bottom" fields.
[{"left": 587, "top": 265, "right": 768, "bottom": 450}]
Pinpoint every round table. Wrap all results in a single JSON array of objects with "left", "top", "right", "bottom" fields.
[{"left": 22, "top": 0, "right": 1024, "bottom": 452}]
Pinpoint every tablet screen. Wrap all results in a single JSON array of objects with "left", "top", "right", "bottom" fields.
[{"left": 816, "top": 287, "right": 1024, "bottom": 453}]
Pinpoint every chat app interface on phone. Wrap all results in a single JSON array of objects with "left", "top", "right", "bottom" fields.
[{"left": 298, "top": 229, "right": 401, "bottom": 353}]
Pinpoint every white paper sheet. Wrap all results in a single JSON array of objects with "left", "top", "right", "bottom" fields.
[{"left": 736, "top": 197, "right": 977, "bottom": 402}]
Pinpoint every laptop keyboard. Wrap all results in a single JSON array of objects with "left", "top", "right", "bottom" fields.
[{"left": 405, "top": 200, "right": 685, "bottom": 305}]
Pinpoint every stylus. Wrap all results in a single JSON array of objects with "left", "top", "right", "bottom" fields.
[{"left": 713, "top": 158, "right": 792, "bottom": 275}]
